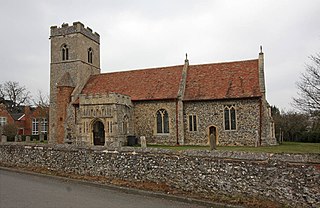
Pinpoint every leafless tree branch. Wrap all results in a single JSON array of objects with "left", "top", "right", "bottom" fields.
[{"left": 292, "top": 53, "right": 320, "bottom": 114}]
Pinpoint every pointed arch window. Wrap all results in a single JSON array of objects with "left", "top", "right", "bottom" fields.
[
  {"left": 156, "top": 109, "right": 169, "bottom": 134},
  {"left": 62, "top": 44, "right": 69, "bottom": 61},
  {"left": 88, "top": 48, "right": 93, "bottom": 63},
  {"left": 123, "top": 115, "right": 129, "bottom": 134},
  {"left": 224, "top": 105, "right": 237, "bottom": 130}
]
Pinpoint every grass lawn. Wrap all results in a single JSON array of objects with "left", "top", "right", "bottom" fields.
[{"left": 147, "top": 142, "right": 320, "bottom": 154}]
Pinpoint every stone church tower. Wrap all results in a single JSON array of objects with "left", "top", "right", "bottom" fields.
[{"left": 49, "top": 22, "right": 100, "bottom": 144}]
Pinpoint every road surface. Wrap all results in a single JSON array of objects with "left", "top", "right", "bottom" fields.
[{"left": 0, "top": 169, "right": 212, "bottom": 208}]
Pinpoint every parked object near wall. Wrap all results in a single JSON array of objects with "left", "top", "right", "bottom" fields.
[{"left": 0, "top": 143, "right": 318, "bottom": 207}]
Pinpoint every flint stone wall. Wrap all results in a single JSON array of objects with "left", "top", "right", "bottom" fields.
[{"left": 0, "top": 143, "right": 319, "bottom": 207}]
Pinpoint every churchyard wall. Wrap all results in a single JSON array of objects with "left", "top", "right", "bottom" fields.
[{"left": 0, "top": 143, "right": 319, "bottom": 207}]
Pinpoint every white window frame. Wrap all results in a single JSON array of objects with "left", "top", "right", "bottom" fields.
[
  {"left": 0, "top": 117, "right": 7, "bottom": 126},
  {"left": 32, "top": 118, "right": 39, "bottom": 135},
  {"left": 41, "top": 118, "right": 48, "bottom": 134}
]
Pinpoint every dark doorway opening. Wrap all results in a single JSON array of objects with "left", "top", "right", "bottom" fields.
[
  {"left": 93, "top": 120, "right": 105, "bottom": 146},
  {"left": 208, "top": 126, "right": 218, "bottom": 146}
]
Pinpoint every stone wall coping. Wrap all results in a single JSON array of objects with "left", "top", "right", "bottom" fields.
[{"left": 1, "top": 143, "right": 319, "bottom": 164}]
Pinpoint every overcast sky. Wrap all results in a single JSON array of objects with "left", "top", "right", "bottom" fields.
[{"left": 0, "top": 0, "right": 319, "bottom": 111}]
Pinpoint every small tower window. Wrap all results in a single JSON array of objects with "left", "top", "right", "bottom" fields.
[
  {"left": 62, "top": 44, "right": 69, "bottom": 61},
  {"left": 88, "top": 48, "right": 93, "bottom": 63}
]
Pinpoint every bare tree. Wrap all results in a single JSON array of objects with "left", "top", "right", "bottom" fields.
[
  {"left": 33, "top": 90, "right": 49, "bottom": 118},
  {"left": 0, "top": 83, "right": 4, "bottom": 98},
  {"left": 293, "top": 53, "right": 320, "bottom": 113},
  {"left": 0, "top": 81, "right": 31, "bottom": 109},
  {"left": 33, "top": 90, "right": 49, "bottom": 108}
]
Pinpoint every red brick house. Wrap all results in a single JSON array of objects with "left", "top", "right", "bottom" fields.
[
  {"left": 0, "top": 104, "right": 15, "bottom": 131},
  {"left": 0, "top": 100, "right": 48, "bottom": 138}
]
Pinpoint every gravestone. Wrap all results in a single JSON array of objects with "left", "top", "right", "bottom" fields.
[
  {"left": 26, "top": 136, "right": 31, "bottom": 142},
  {"left": 18, "top": 135, "right": 22, "bottom": 142},
  {"left": 15, "top": 135, "right": 19, "bottom": 142},
  {"left": 140, "top": 136, "right": 147, "bottom": 148},
  {"left": 39, "top": 134, "right": 44, "bottom": 142},
  {"left": 1, "top": 135, "right": 7, "bottom": 143}
]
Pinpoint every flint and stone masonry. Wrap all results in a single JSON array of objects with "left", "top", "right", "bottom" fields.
[
  {"left": 49, "top": 22, "right": 276, "bottom": 146},
  {"left": 0, "top": 144, "right": 319, "bottom": 207}
]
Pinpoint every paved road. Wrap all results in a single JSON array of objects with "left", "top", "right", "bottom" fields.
[{"left": 0, "top": 169, "right": 211, "bottom": 208}]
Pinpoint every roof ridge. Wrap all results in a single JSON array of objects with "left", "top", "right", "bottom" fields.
[
  {"left": 189, "top": 59, "right": 258, "bottom": 67},
  {"left": 97, "top": 64, "right": 184, "bottom": 76}
]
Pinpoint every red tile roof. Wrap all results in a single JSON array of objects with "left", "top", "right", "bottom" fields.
[
  {"left": 81, "top": 59, "right": 262, "bottom": 101},
  {"left": 184, "top": 59, "right": 261, "bottom": 100},
  {"left": 81, "top": 65, "right": 183, "bottom": 101}
]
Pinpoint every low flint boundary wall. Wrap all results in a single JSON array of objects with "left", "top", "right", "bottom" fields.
[{"left": 0, "top": 143, "right": 319, "bottom": 207}]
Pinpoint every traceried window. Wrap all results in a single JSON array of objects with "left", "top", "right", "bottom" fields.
[
  {"left": 0, "top": 117, "right": 7, "bottom": 126},
  {"left": 224, "top": 105, "right": 237, "bottom": 130},
  {"left": 41, "top": 118, "right": 48, "bottom": 134},
  {"left": 62, "top": 44, "right": 69, "bottom": 61},
  {"left": 88, "top": 48, "right": 93, "bottom": 63},
  {"left": 188, "top": 115, "right": 198, "bottom": 132},
  {"left": 123, "top": 115, "right": 129, "bottom": 134},
  {"left": 32, "top": 118, "right": 39, "bottom": 135},
  {"left": 156, "top": 109, "right": 169, "bottom": 134}
]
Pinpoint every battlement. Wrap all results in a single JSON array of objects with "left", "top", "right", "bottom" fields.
[
  {"left": 79, "top": 93, "right": 132, "bottom": 106},
  {"left": 50, "top": 22, "right": 100, "bottom": 43}
]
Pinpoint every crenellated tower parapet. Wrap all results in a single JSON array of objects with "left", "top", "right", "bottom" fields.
[{"left": 50, "top": 22, "right": 100, "bottom": 44}]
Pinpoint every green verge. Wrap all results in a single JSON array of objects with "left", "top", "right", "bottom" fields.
[{"left": 147, "top": 142, "right": 320, "bottom": 154}]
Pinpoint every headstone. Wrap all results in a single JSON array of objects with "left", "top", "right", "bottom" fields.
[
  {"left": 1, "top": 135, "right": 7, "bottom": 143},
  {"left": 39, "top": 134, "right": 44, "bottom": 142},
  {"left": 18, "top": 135, "right": 22, "bottom": 142},
  {"left": 140, "top": 136, "right": 147, "bottom": 148},
  {"left": 14, "top": 135, "right": 19, "bottom": 142},
  {"left": 25, "top": 136, "right": 31, "bottom": 142}
]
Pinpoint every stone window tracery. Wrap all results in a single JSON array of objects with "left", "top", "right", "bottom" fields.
[
  {"left": 156, "top": 109, "right": 169, "bottom": 134},
  {"left": 188, "top": 115, "right": 198, "bottom": 132},
  {"left": 224, "top": 105, "right": 237, "bottom": 130},
  {"left": 62, "top": 44, "right": 69, "bottom": 61}
]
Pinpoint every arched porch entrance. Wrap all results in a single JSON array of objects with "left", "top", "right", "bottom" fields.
[
  {"left": 208, "top": 126, "right": 218, "bottom": 146},
  {"left": 92, "top": 120, "right": 105, "bottom": 146}
]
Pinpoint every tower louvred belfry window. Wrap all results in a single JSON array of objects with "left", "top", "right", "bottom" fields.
[
  {"left": 62, "top": 44, "right": 69, "bottom": 61},
  {"left": 88, "top": 48, "right": 93, "bottom": 63}
]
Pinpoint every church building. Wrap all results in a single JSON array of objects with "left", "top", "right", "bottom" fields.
[{"left": 49, "top": 22, "right": 276, "bottom": 147}]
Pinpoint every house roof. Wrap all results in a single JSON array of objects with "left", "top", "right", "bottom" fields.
[
  {"left": 82, "top": 65, "right": 184, "bottom": 101},
  {"left": 184, "top": 59, "right": 261, "bottom": 100},
  {"left": 81, "top": 59, "right": 262, "bottom": 101}
]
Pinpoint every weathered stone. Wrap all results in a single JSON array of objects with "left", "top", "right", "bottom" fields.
[
  {"left": 140, "top": 136, "right": 147, "bottom": 148},
  {"left": 1, "top": 135, "right": 7, "bottom": 143},
  {"left": 25, "top": 136, "right": 31, "bottom": 142},
  {"left": 40, "top": 134, "right": 45, "bottom": 142}
]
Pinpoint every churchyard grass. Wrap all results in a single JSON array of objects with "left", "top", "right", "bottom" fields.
[{"left": 148, "top": 142, "right": 320, "bottom": 154}]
